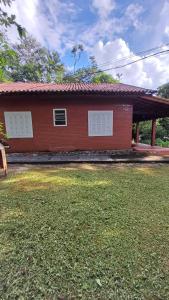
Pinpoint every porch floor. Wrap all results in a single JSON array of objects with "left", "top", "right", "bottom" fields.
[{"left": 133, "top": 143, "right": 169, "bottom": 156}]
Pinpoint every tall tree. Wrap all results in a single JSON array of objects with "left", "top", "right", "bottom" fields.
[
  {"left": 63, "top": 66, "right": 97, "bottom": 83},
  {"left": 64, "top": 53, "right": 118, "bottom": 83},
  {"left": 71, "top": 44, "right": 84, "bottom": 74},
  {"left": 92, "top": 72, "right": 119, "bottom": 83},
  {"left": 158, "top": 82, "right": 169, "bottom": 99},
  {"left": 11, "top": 35, "right": 64, "bottom": 82},
  {"left": 0, "top": 31, "right": 17, "bottom": 82}
]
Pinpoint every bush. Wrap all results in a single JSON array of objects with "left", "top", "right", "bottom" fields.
[
  {"left": 156, "top": 138, "right": 169, "bottom": 147},
  {"left": 134, "top": 119, "right": 169, "bottom": 146},
  {"left": 0, "top": 121, "right": 7, "bottom": 140}
]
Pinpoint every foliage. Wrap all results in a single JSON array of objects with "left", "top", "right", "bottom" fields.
[
  {"left": 11, "top": 35, "right": 65, "bottom": 82},
  {"left": 63, "top": 55, "right": 118, "bottom": 84},
  {"left": 0, "top": 0, "right": 25, "bottom": 37},
  {"left": 1, "top": 164, "right": 169, "bottom": 299},
  {"left": 159, "top": 118, "right": 169, "bottom": 133},
  {"left": 71, "top": 44, "right": 84, "bottom": 74},
  {"left": 135, "top": 120, "right": 169, "bottom": 145},
  {"left": 0, "top": 120, "right": 6, "bottom": 139},
  {"left": 0, "top": 121, "right": 4, "bottom": 135},
  {"left": 157, "top": 84, "right": 169, "bottom": 142},
  {"left": 63, "top": 54, "right": 97, "bottom": 83},
  {"left": 0, "top": 31, "right": 17, "bottom": 82},
  {"left": 0, "top": 33, "right": 119, "bottom": 84},
  {"left": 0, "top": 33, "right": 65, "bottom": 83},
  {"left": 158, "top": 82, "right": 169, "bottom": 99},
  {"left": 155, "top": 138, "right": 169, "bottom": 147},
  {"left": 136, "top": 82, "right": 169, "bottom": 145},
  {"left": 63, "top": 66, "right": 97, "bottom": 83},
  {"left": 92, "top": 72, "right": 119, "bottom": 83}
]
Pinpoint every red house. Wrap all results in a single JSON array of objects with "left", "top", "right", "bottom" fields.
[{"left": 0, "top": 82, "right": 169, "bottom": 153}]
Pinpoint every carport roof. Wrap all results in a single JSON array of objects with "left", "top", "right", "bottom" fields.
[{"left": 133, "top": 95, "right": 169, "bottom": 122}]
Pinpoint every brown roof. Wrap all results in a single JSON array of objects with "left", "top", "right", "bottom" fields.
[
  {"left": 0, "top": 82, "right": 155, "bottom": 95},
  {"left": 133, "top": 95, "right": 169, "bottom": 122}
]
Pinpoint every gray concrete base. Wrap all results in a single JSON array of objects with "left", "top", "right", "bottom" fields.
[{"left": 7, "top": 151, "right": 169, "bottom": 164}]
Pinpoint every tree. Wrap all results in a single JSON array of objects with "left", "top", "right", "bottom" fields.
[
  {"left": 11, "top": 35, "right": 64, "bottom": 82},
  {"left": 92, "top": 72, "right": 119, "bottom": 83},
  {"left": 138, "top": 83, "right": 169, "bottom": 146},
  {"left": 0, "top": 33, "right": 64, "bottom": 83},
  {"left": 138, "top": 120, "right": 168, "bottom": 144},
  {"left": 63, "top": 54, "right": 97, "bottom": 83},
  {"left": 0, "top": 0, "right": 25, "bottom": 37},
  {"left": 63, "top": 68, "right": 118, "bottom": 84},
  {"left": 64, "top": 53, "right": 119, "bottom": 84},
  {"left": 157, "top": 83, "right": 169, "bottom": 140},
  {"left": 0, "top": 31, "right": 17, "bottom": 82},
  {"left": 158, "top": 82, "right": 169, "bottom": 99},
  {"left": 71, "top": 44, "right": 84, "bottom": 74},
  {"left": 63, "top": 66, "right": 97, "bottom": 83}
]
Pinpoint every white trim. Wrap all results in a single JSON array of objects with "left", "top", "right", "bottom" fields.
[{"left": 53, "top": 108, "right": 67, "bottom": 127}]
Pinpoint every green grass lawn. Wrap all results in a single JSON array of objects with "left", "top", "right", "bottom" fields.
[{"left": 1, "top": 164, "right": 169, "bottom": 300}]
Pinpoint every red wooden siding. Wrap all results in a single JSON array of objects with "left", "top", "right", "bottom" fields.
[{"left": 0, "top": 94, "right": 133, "bottom": 152}]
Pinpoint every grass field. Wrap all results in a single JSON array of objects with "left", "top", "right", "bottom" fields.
[{"left": 1, "top": 164, "right": 169, "bottom": 299}]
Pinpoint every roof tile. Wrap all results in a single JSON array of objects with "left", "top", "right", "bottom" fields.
[{"left": 0, "top": 82, "right": 155, "bottom": 95}]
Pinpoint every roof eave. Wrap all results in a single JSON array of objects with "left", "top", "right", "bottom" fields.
[{"left": 0, "top": 90, "right": 155, "bottom": 96}]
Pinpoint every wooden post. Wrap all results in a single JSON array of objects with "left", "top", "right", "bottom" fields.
[
  {"left": 136, "top": 122, "right": 140, "bottom": 144},
  {"left": 151, "top": 119, "right": 156, "bottom": 147},
  {"left": 0, "top": 143, "right": 7, "bottom": 176}
]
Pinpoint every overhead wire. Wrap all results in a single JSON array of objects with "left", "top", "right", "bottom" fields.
[
  {"left": 82, "top": 48, "right": 169, "bottom": 79},
  {"left": 90, "top": 42, "right": 169, "bottom": 69}
]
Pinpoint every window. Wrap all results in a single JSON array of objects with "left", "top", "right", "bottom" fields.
[
  {"left": 53, "top": 109, "right": 67, "bottom": 126},
  {"left": 4, "top": 111, "right": 33, "bottom": 138},
  {"left": 88, "top": 111, "right": 113, "bottom": 136}
]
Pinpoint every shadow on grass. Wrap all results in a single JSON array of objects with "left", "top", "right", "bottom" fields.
[
  {"left": 1, "top": 164, "right": 169, "bottom": 299},
  {"left": 1, "top": 163, "right": 167, "bottom": 194}
]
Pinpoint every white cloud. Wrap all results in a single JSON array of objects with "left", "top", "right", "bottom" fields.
[
  {"left": 165, "top": 26, "right": 169, "bottom": 36},
  {"left": 93, "top": 39, "right": 169, "bottom": 88},
  {"left": 80, "top": 17, "right": 123, "bottom": 49},
  {"left": 160, "top": 0, "right": 169, "bottom": 20},
  {"left": 2, "top": 0, "right": 77, "bottom": 53},
  {"left": 1, "top": 0, "right": 169, "bottom": 88},
  {"left": 150, "top": 1, "right": 169, "bottom": 45},
  {"left": 2, "top": 0, "right": 145, "bottom": 52},
  {"left": 91, "top": 0, "right": 116, "bottom": 19},
  {"left": 83, "top": 1, "right": 144, "bottom": 49},
  {"left": 80, "top": 0, "right": 118, "bottom": 47},
  {"left": 125, "top": 3, "right": 143, "bottom": 29}
]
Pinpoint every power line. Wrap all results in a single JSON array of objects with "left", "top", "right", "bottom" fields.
[
  {"left": 89, "top": 42, "right": 169, "bottom": 70},
  {"left": 104, "top": 49, "right": 169, "bottom": 71},
  {"left": 83, "top": 48, "right": 169, "bottom": 79}
]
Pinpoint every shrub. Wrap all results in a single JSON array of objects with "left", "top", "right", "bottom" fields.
[{"left": 0, "top": 121, "right": 6, "bottom": 139}]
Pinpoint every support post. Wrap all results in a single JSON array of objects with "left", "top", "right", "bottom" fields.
[
  {"left": 151, "top": 119, "right": 156, "bottom": 147},
  {"left": 0, "top": 144, "right": 7, "bottom": 176},
  {"left": 136, "top": 122, "right": 140, "bottom": 144}
]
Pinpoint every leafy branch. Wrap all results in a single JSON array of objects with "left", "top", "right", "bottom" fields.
[{"left": 0, "top": 0, "right": 25, "bottom": 37}]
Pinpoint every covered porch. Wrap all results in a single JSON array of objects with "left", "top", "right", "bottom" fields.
[{"left": 132, "top": 95, "right": 169, "bottom": 155}]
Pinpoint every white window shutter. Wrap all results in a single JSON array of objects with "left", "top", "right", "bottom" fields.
[
  {"left": 88, "top": 111, "right": 113, "bottom": 136},
  {"left": 4, "top": 112, "right": 33, "bottom": 138}
]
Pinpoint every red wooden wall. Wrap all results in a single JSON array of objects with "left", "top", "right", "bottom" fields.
[{"left": 0, "top": 94, "right": 133, "bottom": 152}]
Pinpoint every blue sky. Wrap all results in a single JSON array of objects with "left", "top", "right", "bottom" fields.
[{"left": 3, "top": 0, "right": 169, "bottom": 88}]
